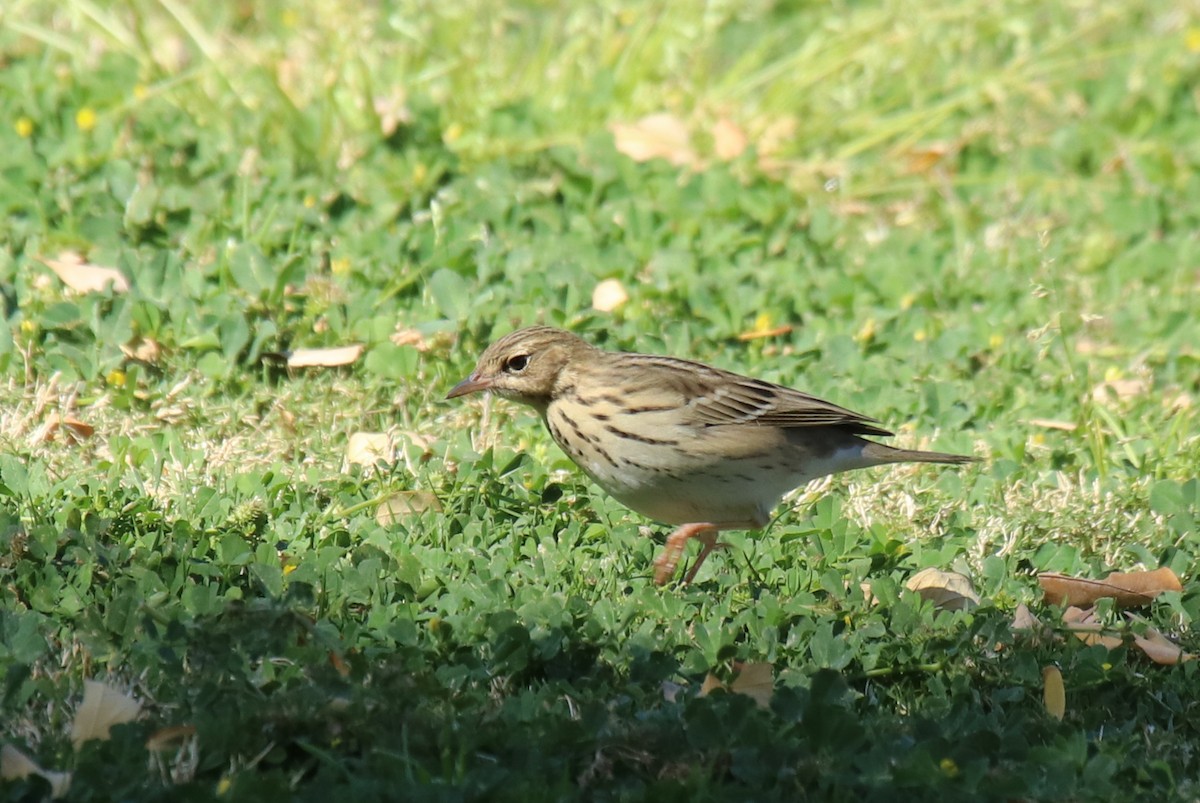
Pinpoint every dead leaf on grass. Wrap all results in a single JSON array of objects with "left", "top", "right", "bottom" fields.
[
  {"left": 71, "top": 680, "right": 141, "bottom": 748},
  {"left": 376, "top": 491, "right": 442, "bottom": 525},
  {"left": 390, "top": 327, "right": 431, "bottom": 350},
  {"left": 591, "top": 278, "right": 629, "bottom": 313},
  {"left": 902, "top": 142, "right": 954, "bottom": 175},
  {"left": 1011, "top": 603, "right": 1044, "bottom": 633},
  {"left": 1090, "top": 377, "right": 1149, "bottom": 403},
  {"left": 1040, "top": 567, "right": 1182, "bottom": 608},
  {"left": 287, "top": 344, "right": 364, "bottom": 368},
  {"left": 31, "top": 412, "right": 95, "bottom": 445},
  {"left": 712, "top": 117, "right": 748, "bottom": 161},
  {"left": 1042, "top": 665, "right": 1065, "bottom": 720},
  {"left": 121, "top": 336, "right": 162, "bottom": 364},
  {"left": 1, "top": 744, "right": 72, "bottom": 798},
  {"left": 1026, "top": 418, "right": 1078, "bottom": 432},
  {"left": 145, "top": 725, "right": 197, "bottom": 752},
  {"left": 610, "top": 113, "right": 696, "bottom": 167},
  {"left": 346, "top": 432, "right": 394, "bottom": 466},
  {"left": 41, "top": 252, "right": 130, "bottom": 294},
  {"left": 699, "top": 661, "right": 773, "bottom": 709},
  {"left": 1126, "top": 614, "right": 1196, "bottom": 665},
  {"left": 906, "top": 567, "right": 980, "bottom": 612},
  {"left": 1061, "top": 606, "right": 1124, "bottom": 650}
]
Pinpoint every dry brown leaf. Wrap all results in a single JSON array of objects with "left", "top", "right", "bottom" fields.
[
  {"left": 712, "top": 117, "right": 748, "bottom": 160},
  {"left": 1011, "top": 603, "right": 1044, "bottom": 632},
  {"left": 698, "top": 672, "right": 723, "bottom": 698},
  {"left": 287, "top": 344, "right": 364, "bottom": 367},
  {"left": 1026, "top": 418, "right": 1078, "bottom": 432},
  {"left": 610, "top": 113, "right": 695, "bottom": 167},
  {"left": 121, "top": 336, "right": 162, "bottom": 364},
  {"left": 376, "top": 491, "right": 442, "bottom": 525},
  {"left": 328, "top": 650, "right": 351, "bottom": 678},
  {"left": 1091, "top": 377, "right": 1149, "bottom": 403},
  {"left": 41, "top": 252, "right": 130, "bottom": 294},
  {"left": 1127, "top": 615, "right": 1196, "bottom": 665},
  {"left": 903, "top": 142, "right": 953, "bottom": 174},
  {"left": 1040, "top": 567, "right": 1182, "bottom": 608},
  {"left": 736, "top": 324, "right": 793, "bottom": 341},
  {"left": 71, "top": 680, "right": 141, "bottom": 749},
  {"left": 346, "top": 432, "right": 394, "bottom": 467},
  {"left": 1042, "top": 665, "right": 1065, "bottom": 720},
  {"left": 699, "top": 662, "right": 773, "bottom": 709},
  {"left": 906, "top": 567, "right": 980, "bottom": 611},
  {"left": 1062, "top": 606, "right": 1125, "bottom": 650},
  {"left": 31, "top": 412, "right": 94, "bottom": 445},
  {"left": 390, "top": 327, "right": 431, "bottom": 351},
  {"left": 145, "top": 725, "right": 197, "bottom": 752},
  {"left": 591, "top": 278, "right": 629, "bottom": 313},
  {"left": 1, "top": 744, "right": 72, "bottom": 798},
  {"left": 729, "top": 661, "right": 773, "bottom": 709}
]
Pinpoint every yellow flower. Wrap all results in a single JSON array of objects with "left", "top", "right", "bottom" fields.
[
  {"left": 107, "top": 369, "right": 127, "bottom": 387},
  {"left": 76, "top": 107, "right": 97, "bottom": 131},
  {"left": 1187, "top": 27, "right": 1200, "bottom": 53},
  {"left": 133, "top": 84, "right": 148, "bottom": 101},
  {"left": 939, "top": 758, "right": 959, "bottom": 777},
  {"left": 15, "top": 117, "right": 34, "bottom": 138}
]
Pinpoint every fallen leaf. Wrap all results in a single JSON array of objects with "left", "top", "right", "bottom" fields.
[
  {"left": 903, "top": 142, "right": 953, "bottom": 175},
  {"left": 1062, "top": 606, "right": 1125, "bottom": 650},
  {"left": 121, "top": 336, "right": 162, "bottom": 364},
  {"left": 287, "top": 344, "right": 364, "bottom": 367},
  {"left": 31, "top": 413, "right": 94, "bottom": 445},
  {"left": 736, "top": 324, "right": 793, "bottom": 341},
  {"left": 699, "top": 661, "right": 773, "bottom": 709},
  {"left": 145, "top": 725, "right": 197, "bottom": 752},
  {"left": 1091, "top": 377, "right": 1149, "bottom": 403},
  {"left": 591, "top": 278, "right": 629, "bottom": 313},
  {"left": 1126, "top": 615, "right": 1196, "bottom": 665},
  {"left": 712, "top": 117, "right": 748, "bottom": 160},
  {"left": 1026, "top": 418, "right": 1078, "bottom": 432},
  {"left": 71, "top": 680, "right": 141, "bottom": 748},
  {"left": 906, "top": 567, "right": 980, "bottom": 611},
  {"left": 390, "top": 327, "right": 431, "bottom": 351},
  {"left": 328, "top": 650, "right": 351, "bottom": 678},
  {"left": 1040, "top": 567, "right": 1182, "bottom": 608},
  {"left": 346, "top": 432, "right": 394, "bottom": 466},
  {"left": 1042, "top": 665, "right": 1065, "bottom": 720},
  {"left": 729, "top": 661, "right": 774, "bottom": 709},
  {"left": 737, "top": 313, "right": 793, "bottom": 341},
  {"left": 0, "top": 744, "right": 72, "bottom": 798},
  {"left": 1011, "top": 603, "right": 1043, "bottom": 632},
  {"left": 41, "top": 252, "right": 130, "bottom": 294},
  {"left": 376, "top": 491, "right": 442, "bottom": 525},
  {"left": 610, "top": 113, "right": 695, "bottom": 167}
]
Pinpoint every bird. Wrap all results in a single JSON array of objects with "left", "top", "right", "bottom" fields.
[{"left": 447, "top": 326, "right": 976, "bottom": 585}]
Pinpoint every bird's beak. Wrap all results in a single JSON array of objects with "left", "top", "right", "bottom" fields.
[{"left": 446, "top": 373, "right": 491, "bottom": 399}]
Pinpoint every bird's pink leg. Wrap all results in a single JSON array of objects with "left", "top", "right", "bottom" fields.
[{"left": 654, "top": 523, "right": 720, "bottom": 585}]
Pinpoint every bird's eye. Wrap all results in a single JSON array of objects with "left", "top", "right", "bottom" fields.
[{"left": 503, "top": 354, "right": 530, "bottom": 373}]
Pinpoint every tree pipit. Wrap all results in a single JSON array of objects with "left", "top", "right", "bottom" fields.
[{"left": 448, "top": 326, "right": 976, "bottom": 585}]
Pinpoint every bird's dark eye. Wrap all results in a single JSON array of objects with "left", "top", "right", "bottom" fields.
[{"left": 503, "top": 354, "right": 530, "bottom": 373}]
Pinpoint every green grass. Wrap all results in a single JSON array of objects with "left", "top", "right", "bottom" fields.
[{"left": 2, "top": 0, "right": 1199, "bottom": 799}]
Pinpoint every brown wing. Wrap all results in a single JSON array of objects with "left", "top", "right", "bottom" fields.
[{"left": 627, "top": 354, "right": 894, "bottom": 437}]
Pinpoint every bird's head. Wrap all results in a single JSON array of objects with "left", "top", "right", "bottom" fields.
[{"left": 446, "top": 326, "right": 593, "bottom": 411}]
